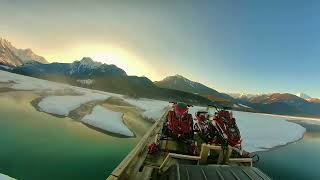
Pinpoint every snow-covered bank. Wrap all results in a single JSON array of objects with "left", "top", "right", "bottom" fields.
[
  {"left": 233, "top": 111, "right": 305, "bottom": 152},
  {"left": 189, "top": 106, "right": 306, "bottom": 152},
  {"left": 124, "top": 98, "right": 168, "bottom": 121},
  {"left": 38, "top": 93, "right": 110, "bottom": 116},
  {"left": 252, "top": 112, "right": 320, "bottom": 124},
  {"left": 0, "top": 70, "right": 69, "bottom": 91},
  {"left": 0, "top": 173, "right": 16, "bottom": 180},
  {"left": 82, "top": 106, "right": 133, "bottom": 137}
]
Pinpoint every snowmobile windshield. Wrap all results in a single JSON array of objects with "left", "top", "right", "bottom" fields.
[{"left": 175, "top": 102, "right": 188, "bottom": 117}]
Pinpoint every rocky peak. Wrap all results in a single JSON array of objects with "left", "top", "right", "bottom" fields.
[{"left": 0, "top": 37, "right": 48, "bottom": 65}]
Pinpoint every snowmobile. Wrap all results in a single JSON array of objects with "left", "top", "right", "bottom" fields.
[
  {"left": 162, "top": 102, "right": 194, "bottom": 139},
  {"left": 148, "top": 102, "right": 197, "bottom": 155},
  {"left": 193, "top": 110, "right": 220, "bottom": 144},
  {"left": 111, "top": 103, "right": 270, "bottom": 180},
  {"left": 194, "top": 105, "right": 242, "bottom": 151}
]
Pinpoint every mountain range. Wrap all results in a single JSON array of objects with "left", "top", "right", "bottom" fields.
[
  {"left": 0, "top": 45, "right": 212, "bottom": 105},
  {"left": 1, "top": 37, "right": 320, "bottom": 117},
  {"left": 155, "top": 75, "right": 233, "bottom": 103},
  {"left": 0, "top": 38, "right": 47, "bottom": 66}
]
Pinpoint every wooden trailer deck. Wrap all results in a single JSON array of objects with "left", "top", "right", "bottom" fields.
[{"left": 107, "top": 109, "right": 271, "bottom": 180}]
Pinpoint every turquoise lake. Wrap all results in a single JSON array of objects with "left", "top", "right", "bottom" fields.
[
  {"left": 0, "top": 92, "right": 139, "bottom": 180},
  {"left": 0, "top": 91, "right": 319, "bottom": 179}
]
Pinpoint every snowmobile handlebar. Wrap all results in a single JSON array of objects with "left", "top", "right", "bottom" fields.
[{"left": 169, "top": 102, "right": 193, "bottom": 107}]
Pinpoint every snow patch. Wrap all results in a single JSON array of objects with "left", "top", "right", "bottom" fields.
[
  {"left": 82, "top": 106, "right": 133, "bottom": 137},
  {"left": 188, "top": 106, "right": 305, "bottom": 152},
  {"left": 0, "top": 65, "right": 12, "bottom": 70},
  {"left": 38, "top": 93, "right": 110, "bottom": 116},
  {"left": 296, "top": 92, "right": 311, "bottom": 100},
  {"left": 124, "top": 98, "right": 169, "bottom": 121},
  {"left": 233, "top": 111, "right": 305, "bottom": 152},
  {"left": 76, "top": 79, "right": 94, "bottom": 85},
  {"left": 0, "top": 70, "right": 69, "bottom": 91},
  {"left": 238, "top": 103, "right": 252, "bottom": 109},
  {"left": 0, "top": 173, "right": 16, "bottom": 180}
]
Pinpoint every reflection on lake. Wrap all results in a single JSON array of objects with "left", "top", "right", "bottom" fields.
[
  {"left": 256, "top": 121, "right": 320, "bottom": 180},
  {"left": 0, "top": 91, "right": 139, "bottom": 180},
  {"left": 1, "top": 91, "right": 320, "bottom": 180}
]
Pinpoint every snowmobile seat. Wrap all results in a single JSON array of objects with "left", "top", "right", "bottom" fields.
[{"left": 196, "top": 111, "right": 207, "bottom": 122}]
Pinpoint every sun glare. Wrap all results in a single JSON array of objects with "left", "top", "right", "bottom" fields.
[{"left": 44, "top": 44, "right": 152, "bottom": 78}]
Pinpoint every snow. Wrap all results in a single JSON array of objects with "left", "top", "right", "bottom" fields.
[
  {"left": 256, "top": 113, "right": 320, "bottom": 125},
  {"left": 0, "top": 65, "right": 12, "bottom": 70},
  {"left": 238, "top": 103, "right": 252, "bottom": 109},
  {"left": 69, "top": 57, "right": 102, "bottom": 75},
  {"left": 114, "top": 100, "right": 305, "bottom": 152},
  {"left": 0, "top": 70, "right": 69, "bottom": 91},
  {"left": 124, "top": 98, "right": 169, "bottom": 121},
  {"left": 38, "top": 93, "right": 110, "bottom": 116},
  {"left": 0, "top": 173, "right": 16, "bottom": 180},
  {"left": 188, "top": 106, "right": 305, "bottom": 152},
  {"left": 0, "top": 70, "right": 119, "bottom": 117},
  {"left": 296, "top": 92, "right": 311, "bottom": 100},
  {"left": 233, "top": 111, "right": 305, "bottom": 152},
  {"left": 76, "top": 79, "right": 94, "bottom": 85},
  {"left": 82, "top": 106, "right": 133, "bottom": 137}
]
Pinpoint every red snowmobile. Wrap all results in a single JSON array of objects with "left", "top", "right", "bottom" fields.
[
  {"left": 148, "top": 102, "right": 196, "bottom": 155},
  {"left": 162, "top": 102, "right": 194, "bottom": 139},
  {"left": 194, "top": 105, "right": 242, "bottom": 150}
]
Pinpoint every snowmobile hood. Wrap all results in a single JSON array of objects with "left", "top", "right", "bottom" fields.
[{"left": 174, "top": 102, "right": 188, "bottom": 116}]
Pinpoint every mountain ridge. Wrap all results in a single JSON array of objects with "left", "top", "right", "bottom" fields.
[
  {"left": 155, "top": 74, "right": 234, "bottom": 103},
  {"left": 1, "top": 37, "right": 319, "bottom": 117},
  {"left": 0, "top": 38, "right": 48, "bottom": 66},
  {"left": 3, "top": 58, "right": 212, "bottom": 105}
]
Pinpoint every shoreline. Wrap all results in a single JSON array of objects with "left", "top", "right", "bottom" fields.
[
  {"left": 255, "top": 119, "right": 320, "bottom": 153},
  {"left": 1, "top": 86, "right": 314, "bottom": 153},
  {"left": 253, "top": 131, "right": 305, "bottom": 153},
  {"left": 29, "top": 94, "right": 312, "bottom": 152},
  {"left": 30, "top": 95, "right": 137, "bottom": 138},
  {"left": 238, "top": 110, "right": 320, "bottom": 122}
]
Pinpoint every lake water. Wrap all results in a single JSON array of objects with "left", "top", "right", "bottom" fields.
[
  {"left": 256, "top": 121, "right": 320, "bottom": 179},
  {"left": 1, "top": 91, "right": 320, "bottom": 180},
  {"left": 0, "top": 92, "right": 140, "bottom": 180}
]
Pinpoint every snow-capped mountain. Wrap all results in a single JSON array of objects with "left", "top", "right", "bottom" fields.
[
  {"left": 228, "top": 93, "right": 258, "bottom": 100},
  {"left": 0, "top": 38, "right": 47, "bottom": 66},
  {"left": 308, "top": 98, "right": 320, "bottom": 103},
  {"left": 295, "top": 92, "right": 312, "bottom": 100},
  {"left": 236, "top": 93, "right": 320, "bottom": 116},
  {"left": 11, "top": 57, "right": 127, "bottom": 78},
  {"left": 249, "top": 93, "right": 307, "bottom": 106},
  {"left": 155, "top": 74, "right": 233, "bottom": 102},
  {"left": 69, "top": 57, "right": 127, "bottom": 78},
  {"left": 3, "top": 60, "right": 212, "bottom": 105}
]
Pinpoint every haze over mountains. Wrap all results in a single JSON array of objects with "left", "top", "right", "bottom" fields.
[{"left": 1, "top": 37, "right": 320, "bottom": 117}]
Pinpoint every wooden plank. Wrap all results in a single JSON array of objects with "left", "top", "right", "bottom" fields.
[
  {"left": 228, "top": 158, "right": 253, "bottom": 167},
  {"left": 159, "top": 153, "right": 200, "bottom": 172},
  {"left": 199, "top": 144, "right": 210, "bottom": 164},
  {"left": 107, "top": 108, "right": 169, "bottom": 180}
]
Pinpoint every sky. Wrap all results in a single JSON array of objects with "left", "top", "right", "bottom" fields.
[{"left": 0, "top": 0, "right": 320, "bottom": 98}]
